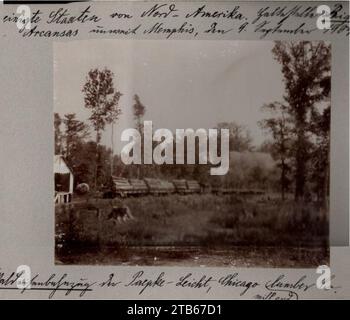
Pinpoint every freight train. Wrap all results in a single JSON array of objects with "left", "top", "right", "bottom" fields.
[{"left": 103, "top": 176, "right": 265, "bottom": 198}]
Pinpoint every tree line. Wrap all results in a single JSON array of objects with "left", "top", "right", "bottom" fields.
[
  {"left": 54, "top": 41, "right": 331, "bottom": 205},
  {"left": 259, "top": 41, "right": 330, "bottom": 203}
]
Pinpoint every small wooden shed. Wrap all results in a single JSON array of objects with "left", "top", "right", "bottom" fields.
[{"left": 54, "top": 155, "right": 74, "bottom": 204}]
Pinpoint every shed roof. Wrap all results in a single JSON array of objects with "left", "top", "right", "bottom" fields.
[{"left": 54, "top": 155, "right": 73, "bottom": 175}]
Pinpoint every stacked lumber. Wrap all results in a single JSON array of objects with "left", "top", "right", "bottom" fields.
[
  {"left": 186, "top": 180, "right": 201, "bottom": 193},
  {"left": 129, "top": 179, "right": 149, "bottom": 195},
  {"left": 112, "top": 177, "right": 134, "bottom": 197},
  {"left": 173, "top": 179, "right": 189, "bottom": 194},
  {"left": 159, "top": 180, "right": 176, "bottom": 194}
]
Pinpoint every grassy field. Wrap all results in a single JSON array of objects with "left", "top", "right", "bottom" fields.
[{"left": 55, "top": 194, "right": 329, "bottom": 267}]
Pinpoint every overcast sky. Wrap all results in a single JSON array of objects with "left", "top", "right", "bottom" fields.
[{"left": 54, "top": 40, "right": 285, "bottom": 153}]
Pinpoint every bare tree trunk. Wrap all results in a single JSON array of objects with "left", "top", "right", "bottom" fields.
[
  {"left": 111, "top": 122, "right": 114, "bottom": 177},
  {"left": 323, "top": 151, "right": 330, "bottom": 210},
  {"left": 281, "top": 159, "right": 285, "bottom": 201},
  {"left": 137, "top": 124, "right": 141, "bottom": 179},
  {"left": 94, "top": 130, "right": 100, "bottom": 191},
  {"left": 295, "top": 119, "right": 307, "bottom": 202}
]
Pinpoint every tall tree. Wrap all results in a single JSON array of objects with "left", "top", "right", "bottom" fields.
[
  {"left": 309, "top": 106, "right": 330, "bottom": 204},
  {"left": 82, "top": 68, "right": 122, "bottom": 189},
  {"left": 272, "top": 41, "right": 331, "bottom": 201},
  {"left": 259, "top": 102, "right": 292, "bottom": 200},
  {"left": 54, "top": 113, "right": 62, "bottom": 155},
  {"left": 133, "top": 94, "right": 146, "bottom": 132},
  {"left": 62, "top": 113, "right": 89, "bottom": 165},
  {"left": 309, "top": 74, "right": 331, "bottom": 204},
  {"left": 132, "top": 94, "right": 146, "bottom": 178}
]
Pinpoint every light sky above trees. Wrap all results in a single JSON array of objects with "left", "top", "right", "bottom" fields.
[{"left": 54, "top": 39, "right": 284, "bottom": 153}]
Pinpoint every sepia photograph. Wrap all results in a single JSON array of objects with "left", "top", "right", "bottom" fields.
[{"left": 54, "top": 39, "right": 331, "bottom": 267}]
